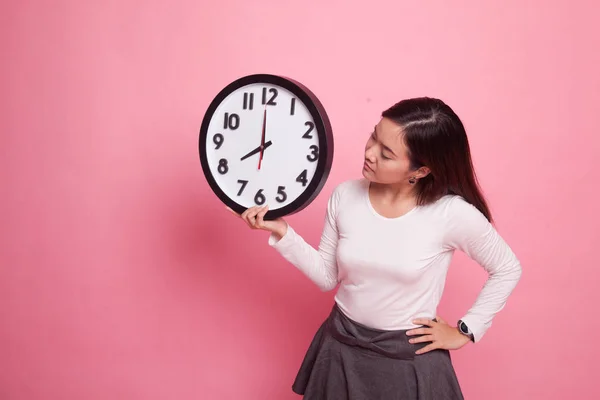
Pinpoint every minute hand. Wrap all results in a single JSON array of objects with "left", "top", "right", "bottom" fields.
[
  {"left": 258, "top": 107, "right": 267, "bottom": 169},
  {"left": 240, "top": 140, "right": 273, "bottom": 161}
]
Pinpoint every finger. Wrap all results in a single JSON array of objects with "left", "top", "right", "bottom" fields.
[
  {"left": 257, "top": 204, "right": 269, "bottom": 217},
  {"left": 409, "top": 335, "right": 434, "bottom": 344},
  {"left": 247, "top": 211, "right": 260, "bottom": 228},
  {"left": 252, "top": 206, "right": 267, "bottom": 228},
  {"left": 412, "top": 318, "right": 436, "bottom": 327},
  {"left": 245, "top": 206, "right": 261, "bottom": 223},
  {"left": 256, "top": 205, "right": 269, "bottom": 228},
  {"left": 240, "top": 206, "right": 252, "bottom": 220},
  {"left": 435, "top": 315, "right": 447, "bottom": 324},
  {"left": 416, "top": 342, "right": 440, "bottom": 355},
  {"left": 242, "top": 214, "right": 255, "bottom": 229},
  {"left": 406, "top": 327, "right": 433, "bottom": 336},
  {"left": 242, "top": 207, "right": 260, "bottom": 228}
]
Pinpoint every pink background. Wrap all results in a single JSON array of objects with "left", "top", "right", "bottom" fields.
[{"left": 2, "top": 1, "right": 598, "bottom": 399}]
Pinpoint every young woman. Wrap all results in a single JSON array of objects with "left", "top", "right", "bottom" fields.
[{"left": 228, "top": 97, "right": 522, "bottom": 399}]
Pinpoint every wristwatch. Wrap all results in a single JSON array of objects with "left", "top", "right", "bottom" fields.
[{"left": 457, "top": 320, "right": 475, "bottom": 342}]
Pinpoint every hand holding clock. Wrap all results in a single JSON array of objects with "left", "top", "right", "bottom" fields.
[{"left": 226, "top": 204, "right": 288, "bottom": 241}]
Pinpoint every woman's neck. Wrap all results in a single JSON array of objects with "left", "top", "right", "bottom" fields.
[{"left": 369, "top": 181, "right": 417, "bottom": 203}]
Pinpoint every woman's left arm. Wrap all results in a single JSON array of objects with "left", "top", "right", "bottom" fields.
[
  {"left": 441, "top": 196, "right": 523, "bottom": 343},
  {"left": 407, "top": 196, "right": 522, "bottom": 353}
]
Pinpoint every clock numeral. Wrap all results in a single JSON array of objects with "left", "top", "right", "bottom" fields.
[
  {"left": 254, "top": 189, "right": 266, "bottom": 206},
  {"left": 290, "top": 98, "right": 296, "bottom": 115},
  {"left": 224, "top": 112, "right": 240, "bottom": 130},
  {"left": 296, "top": 170, "right": 308, "bottom": 187},
  {"left": 217, "top": 158, "right": 229, "bottom": 174},
  {"left": 243, "top": 93, "right": 254, "bottom": 110},
  {"left": 213, "top": 133, "right": 224, "bottom": 149},
  {"left": 276, "top": 186, "right": 287, "bottom": 203},
  {"left": 307, "top": 145, "right": 319, "bottom": 162},
  {"left": 262, "top": 87, "right": 278, "bottom": 106},
  {"left": 303, "top": 122, "right": 314, "bottom": 139},
  {"left": 237, "top": 179, "right": 248, "bottom": 196}
]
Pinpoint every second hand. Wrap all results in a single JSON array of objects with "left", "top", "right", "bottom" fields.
[{"left": 258, "top": 105, "right": 267, "bottom": 170}]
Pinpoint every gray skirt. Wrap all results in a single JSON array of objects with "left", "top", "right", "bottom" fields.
[{"left": 292, "top": 304, "right": 464, "bottom": 400}]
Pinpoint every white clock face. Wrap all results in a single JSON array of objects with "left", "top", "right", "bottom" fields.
[{"left": 203, "top": 82, "right": 324, "bottom": 212}]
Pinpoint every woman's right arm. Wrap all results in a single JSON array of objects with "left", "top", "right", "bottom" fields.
[{"left": 229, "top": 186, "right": 342, "bottom": 292}]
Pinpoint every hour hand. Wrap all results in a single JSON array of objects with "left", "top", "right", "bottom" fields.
[{"left": 240, "top": 140, "right": 273, "bottom": 161}]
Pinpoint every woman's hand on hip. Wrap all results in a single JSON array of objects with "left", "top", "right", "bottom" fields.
[
  {"left": 405, "top": 316, "right": 472, "bottom": 355},
  {"left": 226, "top": 205, "right": 288, "bottom": 240}
]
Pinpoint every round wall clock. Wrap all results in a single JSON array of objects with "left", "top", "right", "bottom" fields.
[{"left": 198, "top": 74, "right": 334, "bottom": 220}]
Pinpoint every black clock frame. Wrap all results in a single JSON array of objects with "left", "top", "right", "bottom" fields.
[{"left": 198, "top": 73, "right": 334, "bottom": 220}]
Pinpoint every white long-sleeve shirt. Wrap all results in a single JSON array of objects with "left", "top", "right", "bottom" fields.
[{"left": 268, "top": 178, "right": 522, "bottom": 342}]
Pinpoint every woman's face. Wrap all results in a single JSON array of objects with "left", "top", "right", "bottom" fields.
[{"left": 363, "top": 117, "right": 416, "bottom": 185}]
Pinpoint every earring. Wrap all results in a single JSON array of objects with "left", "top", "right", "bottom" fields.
[{"left": 408, "top": 176, "right": 417, "bottom": 185}]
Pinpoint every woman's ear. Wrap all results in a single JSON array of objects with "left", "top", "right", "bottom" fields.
[{"left": 417, "top": 166, "right": 431, "bottom": 179}]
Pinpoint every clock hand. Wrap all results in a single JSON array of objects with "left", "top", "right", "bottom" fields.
[
  {"left": 240, "top": 140, "right": 273, "bottom": 161},
  {"left": 258, "top": 106, "right": 267, "bottom": 170}
]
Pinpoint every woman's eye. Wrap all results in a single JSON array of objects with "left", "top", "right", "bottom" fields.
[{"left": 382, "top": 154, "right": 391, "bottom": 160}]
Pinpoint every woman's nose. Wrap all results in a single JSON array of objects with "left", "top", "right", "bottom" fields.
[{"left": 365, "top": 146, "right": 376, "bottom": 162}]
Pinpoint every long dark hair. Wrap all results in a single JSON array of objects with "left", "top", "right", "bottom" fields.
[{"left": 381, "top": 97, "right": 492, "bottom": 222}]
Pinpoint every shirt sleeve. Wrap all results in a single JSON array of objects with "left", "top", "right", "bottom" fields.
[
  {"left": 267, "top": 184, "right": 342, "bottom": 291},
  {"left": 444, "top": 196, "right": 523, "bottom": 342}
]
